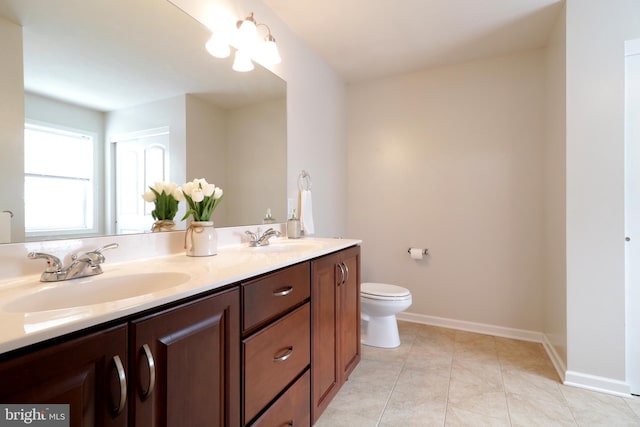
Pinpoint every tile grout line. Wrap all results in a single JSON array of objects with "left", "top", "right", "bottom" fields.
[
  {"left": 494, "top": 336, "right": 514, "bottom": 426},
  {"left": 374, "top": 334, "right": 414, "bottom": 426},
  {"left": 442, "top": 332, "right": 457, "bottom": 427}
]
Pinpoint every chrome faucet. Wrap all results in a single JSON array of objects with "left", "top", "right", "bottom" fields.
[
  {"left": 28, "top": 243, "right": 119, "bottom": 282},
  {"left": 245, "top": 228, "right": 281, "bottom": 247}
]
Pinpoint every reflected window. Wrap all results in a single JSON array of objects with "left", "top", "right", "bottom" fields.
[{"left": 24, "top": 123, "right": 96, "bottom": 236}]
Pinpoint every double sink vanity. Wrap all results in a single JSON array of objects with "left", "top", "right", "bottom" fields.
[{"left": 0, "top": 236, "right": 362, "bottom": 426}]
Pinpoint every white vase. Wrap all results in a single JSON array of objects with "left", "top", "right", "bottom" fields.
[{"left": 185, "top": 221, "right": 218, "bottom": 257}]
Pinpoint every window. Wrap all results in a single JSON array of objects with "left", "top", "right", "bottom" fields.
[{"left": 24, "top": 123, "right": 96, "bottom": 236}]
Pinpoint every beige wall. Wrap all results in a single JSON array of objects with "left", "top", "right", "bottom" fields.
[
  {"left": 543, "top": 4, "right": 567, "bottom": 371},
  {"left": 0, "top": 17, "right": 24, "bottom": 242},
  {"left": 185, "top": 95, "right": 229, "bottom": 225},
  {"left": 185, "top": 95, "right": 287, "bottom": 227},
  {"left": 225, "top": 98, "right": 287, "bottom": 226},
  {"left": 347, "top": 49, "right": 545, "bottom": 331}
]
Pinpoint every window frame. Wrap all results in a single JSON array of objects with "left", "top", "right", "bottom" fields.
[{"left": 24, "top": 120, "right": 100, "bottom": 240}]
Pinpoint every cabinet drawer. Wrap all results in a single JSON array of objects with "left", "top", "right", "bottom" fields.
[
  {"left": 242, "top": 262, "right": 310, "bottom": 332},
  {"left": 244, "top": 303, "right": 310, "bottom": 423},
  {"left": 251, "top": 369, "right": 310, "bottom": 427}
]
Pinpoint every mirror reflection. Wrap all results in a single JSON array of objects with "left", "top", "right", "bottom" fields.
[{"left": 0, "top": 0, "right": 287, "bottom": 244}]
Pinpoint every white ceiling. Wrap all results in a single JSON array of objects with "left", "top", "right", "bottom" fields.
[{"left": 262, "top": 0, "right": 564, "bottom": 82}]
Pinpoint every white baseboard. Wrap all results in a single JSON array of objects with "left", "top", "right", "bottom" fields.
[
  {"left": 564, "top": 371, "right": 631, "bottom": 397},
  {"left": 397, "top": 312, "right": 632, "bottom": 397},
  {"left": 396, "top": 311, "right": 545, "bottom": 342},
  {"left": 541, "top": 334, "right": 567, "bottom": 382}
]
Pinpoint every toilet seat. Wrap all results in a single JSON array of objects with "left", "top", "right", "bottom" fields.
[{"left": 361, "top": 282, "right": 411, "bottom": 301}]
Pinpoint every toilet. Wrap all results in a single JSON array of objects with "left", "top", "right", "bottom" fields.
[{"left": 360, "top": 282, "right": 412, "bottom": 348}]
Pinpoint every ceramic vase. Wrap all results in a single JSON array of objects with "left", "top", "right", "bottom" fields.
[{"left": 185, "top": 221, "right": 218, "bottom": 256}]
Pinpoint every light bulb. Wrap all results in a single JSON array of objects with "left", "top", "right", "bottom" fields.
[
  {"left": 261, "top": 35, "right": 281, "bottom": 65},
  {"left": 232, "top": 49, "right": 254, "bottom": 72},
  {"left": 205, "top": 34, "right": 230, "bottom": 58},
  {"left": 236, "top": 14, "right": 257, "bottom": 50}
]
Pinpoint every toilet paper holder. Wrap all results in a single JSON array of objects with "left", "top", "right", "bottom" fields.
[{"left": 407, "top": 248, "right": 429, "bottom": 255}]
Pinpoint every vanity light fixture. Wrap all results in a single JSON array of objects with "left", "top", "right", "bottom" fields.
[{"left": 205, "top": 11, "right": 281, "bottom": 71}]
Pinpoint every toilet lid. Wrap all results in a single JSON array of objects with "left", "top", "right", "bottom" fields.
[{"left": 361, "top": 282, "right": 411, "bottom": 299}]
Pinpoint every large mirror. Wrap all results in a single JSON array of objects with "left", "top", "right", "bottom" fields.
[{"left": 0, "top": 0, "right": 287, "bottom": 244}]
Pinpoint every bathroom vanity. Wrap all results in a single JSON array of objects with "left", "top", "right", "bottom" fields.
[{"left": 0, "top": 238, "right": 361, "bottom": 426}]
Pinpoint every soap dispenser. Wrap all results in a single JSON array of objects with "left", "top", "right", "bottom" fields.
[
  {"left": 262, "top": 208, "right": 275, "bottom": 224},
  {"left": 287, "top": 209, "right": 301, "bottom": 239}
]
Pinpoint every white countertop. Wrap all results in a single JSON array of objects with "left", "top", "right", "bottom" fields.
[{"left": 0, "top": 237, "right": 360, "bottom": 355}]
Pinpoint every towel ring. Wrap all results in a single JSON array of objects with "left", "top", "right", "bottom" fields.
[{"left": 298, "top": 170, "right": 312, "bottom": 191}]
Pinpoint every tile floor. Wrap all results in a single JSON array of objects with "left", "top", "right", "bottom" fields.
[{"left": 315, "top": 321, "right": 640, "bottom": 426}]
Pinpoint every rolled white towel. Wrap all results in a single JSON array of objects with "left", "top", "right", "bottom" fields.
[{"left": 300, "top": 190, "right": 315, "bottom": 235}]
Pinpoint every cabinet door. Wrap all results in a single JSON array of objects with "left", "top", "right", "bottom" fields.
[
  {"left": 0, "top": 324, "right": 128, "bottom": 427},
  {"left": 130, "top": 288, "right": 240, "bottom": 427},
  {"left": 339, "top": 246, "right": 361, "bottom": 381},
  {"left": 310, "top": 253, "right": 339, "bottom": 423}
]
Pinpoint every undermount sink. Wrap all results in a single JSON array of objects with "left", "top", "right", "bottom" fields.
[{"left": 4, "top": 272, "right": 191, "bottom": 313}]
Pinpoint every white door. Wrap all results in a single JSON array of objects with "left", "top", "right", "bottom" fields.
[
  {"left": 625, "top": 39, "right": 640, "bottom": 395},
  {"left": 115, "top": 131, "right": 170, "bottom": 234}
]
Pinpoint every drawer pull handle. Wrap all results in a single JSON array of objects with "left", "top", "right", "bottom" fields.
[
  {"left": 273, "top": 346, "right": 294, "bottom": 362},
  {"left": 273, "top": 286, "right": 293, "bottom": 297},
  {"left": 112, "top": 355, "right": 127, "bottom": 416},
  {"left": 342, "top": 262, "right": 350, "bottom": 283},
  {"left": 140, "top": 344, "right": 156, "bottom": 399},
  {"left": 337, "top": 263, "right": 346, "bottom": 285}
]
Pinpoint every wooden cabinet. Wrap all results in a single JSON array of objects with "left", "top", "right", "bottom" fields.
[
  {"left": 311, "top": 246, "right": 361, "bottom": 423},
  {"left": 0, "top": 244, "right": 360, "bottom": 427},
  {"left": 130, "top": 288, "right": 240, "bottom": 427},
  {"left": 0, "top": 324, "right": 129, "bottom": 427},
  {"left": 0, "top": 287, "right": 239, "bottom": 427},
  {"left": 241, "top": 262, "right": 311, "bottom": 426}
]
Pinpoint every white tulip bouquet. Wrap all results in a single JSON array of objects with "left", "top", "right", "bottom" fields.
[
  {"left": 181, "top": 178, "right": 224, "bottom": 222},
  {"left": 142, "top": 181, "right": 184, "bottom": 221}
]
